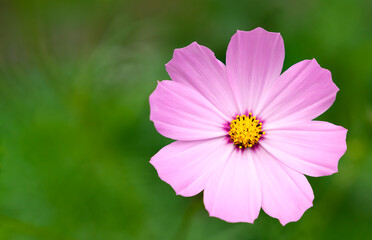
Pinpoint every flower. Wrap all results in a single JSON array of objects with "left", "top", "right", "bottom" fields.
[{"left": 149, "top": 27, "right": 347, "bottom": 225}]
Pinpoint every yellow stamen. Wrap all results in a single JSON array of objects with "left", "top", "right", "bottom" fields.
[{"left": 228, "top": 114, "right": 265, "bottom": 148}]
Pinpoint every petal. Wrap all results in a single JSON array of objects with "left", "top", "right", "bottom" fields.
[
  {"left": 260, "top": 121, "right": 347, "bottom": 177},
  {"left": 259, "top": 59, "right": 339, "bottom": 127},
  {"left": 203, "top": 148, "right": 261, "bottom": 223},
  {"left": 150, "top": 137, "right": 231, "bottom": 197},
  {"left": 254, "top": 148, "right": 314, "bottom": 225},
  {"left": 166, "top": 42, "right": 238, "bottom": 118},
  {"left": 226, "top": 27, "right": 285, "bottom": 113},
  {"left": 149, "top": 80, "right": 229, "bottom": 141}
]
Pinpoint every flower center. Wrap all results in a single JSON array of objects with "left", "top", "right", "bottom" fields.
[{"left": 228, "top": 113, "right": 265, "bottom": 148}]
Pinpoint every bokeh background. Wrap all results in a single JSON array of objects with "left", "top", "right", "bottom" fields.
[{"left": 0, "top": 0, "right": 371, "bottom": 239}]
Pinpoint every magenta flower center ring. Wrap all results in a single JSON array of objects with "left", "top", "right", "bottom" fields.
[{"left": 229, "top": 113, "right": 265, "bottom": 148}]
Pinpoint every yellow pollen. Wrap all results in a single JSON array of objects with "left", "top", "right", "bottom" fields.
[{"left": 228, "top": 113, "right": 265, "bottom": 148}]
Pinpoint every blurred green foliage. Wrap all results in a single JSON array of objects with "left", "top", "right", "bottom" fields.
[{"left": 0, "top": 0, "right": 371, "bottom": 239}]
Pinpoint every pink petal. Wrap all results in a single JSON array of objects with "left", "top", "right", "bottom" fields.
[
  {"left": 166, "top": 42, "right": 238, "bottom": 118},
  {"left": 259, "top": 59, "right": 339, "bottom": 127},
  {"left": 150, "top": 138, "right": 231, "bottom": 197},
  {"left": 203, "top": 148, "right": 261, "bottom": 223},
  {"left": 260, "top": 121, "right": 347, "bottom": 177},
  {"left": 149, "top": 80, "right": 228, "bottom": 141},
  {"left": 226, "top": 27, "right": 284, "bottom": 114},
  {"left": 254, "top": 148, "right": 314, "bottom": 225}
]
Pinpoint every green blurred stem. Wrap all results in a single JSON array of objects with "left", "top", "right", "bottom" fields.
[{"left": 172, "top": 195, "right": 203, "bottom": 240}]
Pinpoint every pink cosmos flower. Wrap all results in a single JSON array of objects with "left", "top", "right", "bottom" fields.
[{"left": 149, "top": 27, "right": 347, "bottom": 225}]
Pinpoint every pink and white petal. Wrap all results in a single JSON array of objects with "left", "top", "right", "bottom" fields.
[
  {"left": 254, "top": 148, "right": 314, "bottom": 225},
  {"left": 260, "top": 121, "right": 347, "bottom": 177},
  {"left": 226, "top": 27, "right": 285, "bottom": 114},
  {"left": 260, "top": 59, "right": 339, "bottom": 127},
  {"left": 150, "top": 137, "right": 231, "bottom": 197},
  {"left": 203, "top": 148, "right": 261, "bottom": 223},
  {"left": 166, "top": 42, "right": 238, "bottom": 118},
  {"left": 149, "top": 80, "right": 228, "bottom": 141}
]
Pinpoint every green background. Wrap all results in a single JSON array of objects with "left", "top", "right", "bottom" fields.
[{"left": 0, "top": 0, "right": 371, "bottom": 239}]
